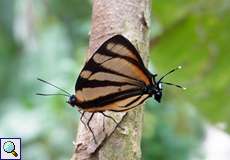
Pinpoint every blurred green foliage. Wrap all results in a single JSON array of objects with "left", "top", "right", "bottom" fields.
[
  {"left": 0, "top": 0, "right": 229, "bottom": 160},
  {"left": 151, "top": 0, "right": 230, "bottom": 125}
]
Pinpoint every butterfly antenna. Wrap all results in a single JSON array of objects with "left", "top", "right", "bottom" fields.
[
  {"left": 36, "top": 93, "right": 70, "bottom": 97},
  {"left": 37, "top": 78, "right": 71, "bottom": 96},
  {"left": 161, "top": 82, "right": 186, "bottom": 90},
  {"left": 158, "top": 66, "right": 182, "bottom": 83}
]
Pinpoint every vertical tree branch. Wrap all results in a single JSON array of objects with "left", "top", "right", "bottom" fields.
[{"left": 71, "top": 0, "right": 150, "bottom": 159}]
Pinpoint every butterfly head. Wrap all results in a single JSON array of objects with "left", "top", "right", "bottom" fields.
[
  {"left": 67, "top": 95, "right": 77, "bottom": 107},
  {"left": 150, "top": 74, "right": 162, "bottom": 103},
  {"left": 154, "top": 82, "right": 163, "bottom": 103},
  {"left": 151, "top": 66, "right": 186, "bottom": 103}
]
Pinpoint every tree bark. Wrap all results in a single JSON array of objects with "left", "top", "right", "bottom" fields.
[{"left": 71, "top": 0, "right": 150, "bottom": 159}]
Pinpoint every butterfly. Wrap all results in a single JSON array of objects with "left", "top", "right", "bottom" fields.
[{"left": 37, "top": 35, "right": 185, "bottom": 143}]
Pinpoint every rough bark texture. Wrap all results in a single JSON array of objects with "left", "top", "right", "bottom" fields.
[{"left": 71, "top": 0, "right": 150, "bottom": 159}]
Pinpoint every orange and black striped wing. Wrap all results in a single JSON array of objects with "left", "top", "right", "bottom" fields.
[{"left": 75, "top": 35, "right": 152, "bottom": 112}]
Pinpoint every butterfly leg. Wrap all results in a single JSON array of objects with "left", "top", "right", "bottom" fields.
[
  {"left": 100, "top": 112, "right": 124, "bottom": 130},
  {"left": 80, "top": 111, "right": 87, "bottom": 128},
  {"left": 86, "top": 113, "right": 97, "bottom": 144}
]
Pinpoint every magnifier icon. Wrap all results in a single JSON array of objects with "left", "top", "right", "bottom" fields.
[{"left": 3, "top": 141, "right": 18, "bottom": 157}]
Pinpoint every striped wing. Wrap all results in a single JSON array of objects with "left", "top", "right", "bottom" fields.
[{"left": 75, "top": 35, "right": 152, "bottom": 112}]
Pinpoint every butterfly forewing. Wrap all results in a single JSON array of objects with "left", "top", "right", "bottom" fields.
[{"left": 75, "top": 35, "right": 152, "bottom": 112}]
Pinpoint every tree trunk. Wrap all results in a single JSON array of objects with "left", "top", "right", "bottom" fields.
[{"left": 71, "top": 0, "right": 150, "bottom": 159}]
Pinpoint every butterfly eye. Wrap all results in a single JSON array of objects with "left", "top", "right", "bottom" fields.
[{"left": 158, "top": 83, "right": 162, "bottom": 89}]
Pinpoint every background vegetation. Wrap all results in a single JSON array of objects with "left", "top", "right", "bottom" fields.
[{"left": 0, "top": 0, "right": 229, "bottom": 159}]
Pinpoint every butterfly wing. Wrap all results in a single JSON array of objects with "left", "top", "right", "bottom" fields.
[{"left": 75, "top": 35, "right": 152, "bottom": 112}]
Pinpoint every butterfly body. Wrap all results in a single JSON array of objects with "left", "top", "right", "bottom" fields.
[{"left": 67, "top": 35, "right": 164, "bottom": 112}]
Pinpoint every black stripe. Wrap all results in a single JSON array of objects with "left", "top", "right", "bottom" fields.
[
  {"left": 110, "top": 95, "right": 150, "bottom": 112},
  {"left": 100, "top": 48, "right": 140, "bottom": 65},
  {"left": 122, "top": 95, "right": 142, "bottom": 108},
  {"left": 94, "top": 55, "right": 113, "bottom": 65},
  {"left": 138, "top": 95, "right": 150, "bottom": 105},
  {"left": 76, "top": 78, "right": 139, "bottom": 90},
  {"left": 77, "top": 88, "right": 142, "bottom": 109},
  {"left": 126, "top": 94, "right": 150, "bottom": 108}
]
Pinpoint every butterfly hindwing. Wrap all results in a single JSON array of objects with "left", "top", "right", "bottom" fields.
[{"left": 75, "top": 35, "right": 152, "bottom": 112}]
